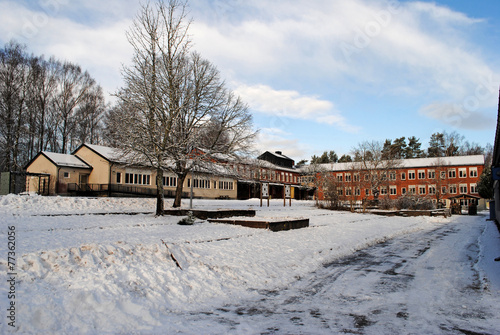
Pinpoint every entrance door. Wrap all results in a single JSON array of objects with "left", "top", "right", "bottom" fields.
[{"left": 79, "top": 174, "right": 90, "bottom": 191}]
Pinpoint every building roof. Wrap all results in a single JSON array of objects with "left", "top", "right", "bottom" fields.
[
  {"left": 399, "top": 155, "right": 484, "bottom": 168},
  {"left": 306, "top": 155, "right": 485, "bottom": 173},
  {"left": 41, "top": 152, "right": 91, "bottom": 169},
  {"left": 80, "top": 143, "right": 123, "bottom": 162}
]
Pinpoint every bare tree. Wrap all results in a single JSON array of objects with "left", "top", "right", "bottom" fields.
[
  {"left": 111, "top": 0, "right": 254, "bottom": 214},
  {"left": 53, "top": 61, "right": 94, "bottom": 153},
  {"left": 0, "top": 41, "right": 29, "bottom": 171},
  {"left": 26, "top": 55, "right": 58, "bottom": 156},
  {"left": 352, "top": 140, "right": 402, "bottom": 209}
]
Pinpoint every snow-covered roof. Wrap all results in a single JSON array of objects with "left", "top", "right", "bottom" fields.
[
  {"left": 399, "top": 155, "right": 484, "bottom": 168},
  {"left": 83, "top": 143, "right": 123, "bottom": 162},
  {"left": 304, "top": 155, "right": 485, "bottom": 173},
  {"left": 42, "top": 152, "right": 91, "bottom": 169}
]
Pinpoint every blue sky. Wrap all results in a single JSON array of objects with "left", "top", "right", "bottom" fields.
[{"left": 1, "top": 0, "right": 499, "bottom": 162}]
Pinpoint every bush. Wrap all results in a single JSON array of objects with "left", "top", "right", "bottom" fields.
[
  {"left": 379, "top": 197, "right": 395, "bottom": 210},
  {"left": 395, "top": 195, "right": 435, "bottom": 210}
]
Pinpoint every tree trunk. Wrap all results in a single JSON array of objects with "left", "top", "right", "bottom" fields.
[
  {"left": 156, "top": 168, "right": 164, "bottom": 216},
  {"left": 173, "top": 173, "right": 187, "bottom": 208}
]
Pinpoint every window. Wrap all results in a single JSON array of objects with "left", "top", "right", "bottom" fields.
[
  {"left": 441, "top": 186, "right": 447, "bottom": 194},
  {"left": 345, "top": 174, "right": 351, "bottom": 182},
  {"left": 365, "top": 188, "right": 370, "bottom": 196},
  {"left": 440, "top": 171, "right": 447, "bottom": 179},
  {"left": 449, "top": 185, "right": 457, "bottom": 194},
  {"left": 390, "top": 172, "right": 396, "bottom": 181},
  {"left": 459, "top": 184, "right": 468, "bottom": 194},
  {"left": 428, "top": 170, "right": 435, "bottom": 179},
  {"left": 125, "top": 172, "right": 151, "bottom": 185},
  {"left": 163, "top": 176, "right": 177, "bottom": 187},
  {"left": 191, "top": 179, "right": 211, "bottom": 189},
  {"left": 219, "top": 180, "right": 234, "bottom": 190},
  {"left": 428, "top": 185, "right": 436, "bottom": 195},
  {"left": 418, "top": 170, "right": 426, "bottom": 179},
  {"left": 408, "top": 170, "right": 415, "bottom": 180},
  {"left": 409, "top": 186, "right": 416, "bottom": 194},
  {"left": 470, "top": 168, "right": 478, "bottom": 178},
  {"left": 419, "top": 186, "right": 426, "bottom": 195},
  {"left": 345, "top": 188, "right": 352, "bottom": 196},
  {"left": 448, "top": 169, "right": 456, "bottom": 178},
  {"left": 459, "top": 168, "right": 467, "bottom": 178},
  {"left": 390, "top": 186, "right": 397, "bottom": 195},
  {"left": 402, "top": 187, "right": 407, "bottom": 195},
  {"left": 63, "top": 172, "right": 70, "bottom": 178},
  {"left": 380, "top": 187, "right": 387, "bottom": 195},
  {"left": 337, "top": 174, "right": 343, "bottom": 182},
  {"left": 338, "top": 188, "right": 343, "bottom": 196},
  {"left": 401, "top": 172, "right": 406, "bottom": 180},
  {"left": 470, "top": 183, "right": 478, "bottom": 194},
  {"left": 116, "top": 172, "right": 121, "bottom": 183},
  {"left": 355, "top": 188, "right": 361, "bottom": 196},
  {"left": 354, "top": 174, "right": 360, "bottom": 182}
]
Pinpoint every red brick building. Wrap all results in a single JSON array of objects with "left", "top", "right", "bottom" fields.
[{"left": 313, "top": 155, "right": 485, "bottom": 209}]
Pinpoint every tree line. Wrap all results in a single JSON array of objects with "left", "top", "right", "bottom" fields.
[
  {"left": 0, "top": 41, "right": 107, "bottom": 172},
  {"left": 306, "top": 132, "right": 492, "bottom": 166}
]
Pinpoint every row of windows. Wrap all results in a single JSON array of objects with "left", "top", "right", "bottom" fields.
[
  {"left": 116, "top": 172, "right": 233, "bottom": 190},
  {"left": 331, "top": 167, "right": 479, "bottom": 184},
  {"left": 336, "top": 183, "right": 478, "bottom": 197},
  {"left": 119, "top": 173, "right": 151, "bottom": 185}
]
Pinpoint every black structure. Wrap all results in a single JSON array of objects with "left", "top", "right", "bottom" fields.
[
  {"left": 493, "top": 88, "right": 500, "bottom": 222},
  {"left": 257, "top": 151, "right": 295, "bottom": 168}
]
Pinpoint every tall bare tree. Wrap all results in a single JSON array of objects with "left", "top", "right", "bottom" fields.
[
  {"left": 111, "top": 0, "right": 254, "bottom": 214},
  {"left": 53, "top": 61, "right": 94, "bottom": 153},
  {"left": 0, "top": 41, "right": 29, "bottom": 171}
]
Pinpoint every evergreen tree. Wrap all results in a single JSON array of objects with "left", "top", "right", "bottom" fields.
[
  {"left": 428, "top": 132, "right": 445, "bottom": 157},
  {"left": 338, "top": 154, "right": 352, "bottom": 163},
  {"left": 477, "top": 167, "right": 493, "bottom": 199},
  {"left": 406, "top": 136, "right": 424, "bottom": 158}
]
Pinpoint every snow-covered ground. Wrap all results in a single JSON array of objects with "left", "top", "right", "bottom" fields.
[{"left": 1, "top": 194, "right": 499, "bottom": 334}]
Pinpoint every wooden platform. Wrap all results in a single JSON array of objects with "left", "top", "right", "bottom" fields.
[
  {"left": 163, "top": 209, "right": 256, "bottom": 220},
  {"left": 207, "top": 218, "right": 309, "bottom": 232}
]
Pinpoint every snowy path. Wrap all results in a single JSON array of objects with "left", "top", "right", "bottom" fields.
[{"left": 176, "top": 215, "right": 500, "bottom": 334}]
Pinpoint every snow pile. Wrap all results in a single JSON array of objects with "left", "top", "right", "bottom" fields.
[{"left": 1, "top": 195, "right": 499, "bottom": 334}]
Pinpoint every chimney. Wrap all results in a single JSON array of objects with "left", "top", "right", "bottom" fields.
[{"left": 275, "top": 151, "right": 282, "bottom": 155}]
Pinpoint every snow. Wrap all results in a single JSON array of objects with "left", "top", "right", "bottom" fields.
[
  {"left": 313, "top": 154, "right": 484, "bottom": 172},
  {"left": 1, "top": 195, "right": 499, "bottom": 334},
  {"left": 41, "top": 152, "right": 91, "bottom": 169}
]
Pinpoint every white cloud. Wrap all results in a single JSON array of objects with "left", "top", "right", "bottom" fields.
[
  {"left": 254, "top": 128, "right": 307, "bottom": 160},
  {"left": 419, "top": 102, "right": 496, "bottom": 130},
  {"left": 190, "top": 0, "right": 499, "bottom": 112},
  {"left": 234, "top": 83, "right": 360, "bottom": 133}
]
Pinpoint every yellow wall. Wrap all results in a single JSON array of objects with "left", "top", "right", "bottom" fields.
[
  {"left": 26, "top": 155, "right": 58, "bottom": 194},
  {"left": 74, "top": 146, "right": 111, "bottom": 184},
  {"left": 26, "top": 154, "right": 92, "bottom": 195},
  {"left": 109, "top": 165, "right": 238, "bottom": 199}
]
